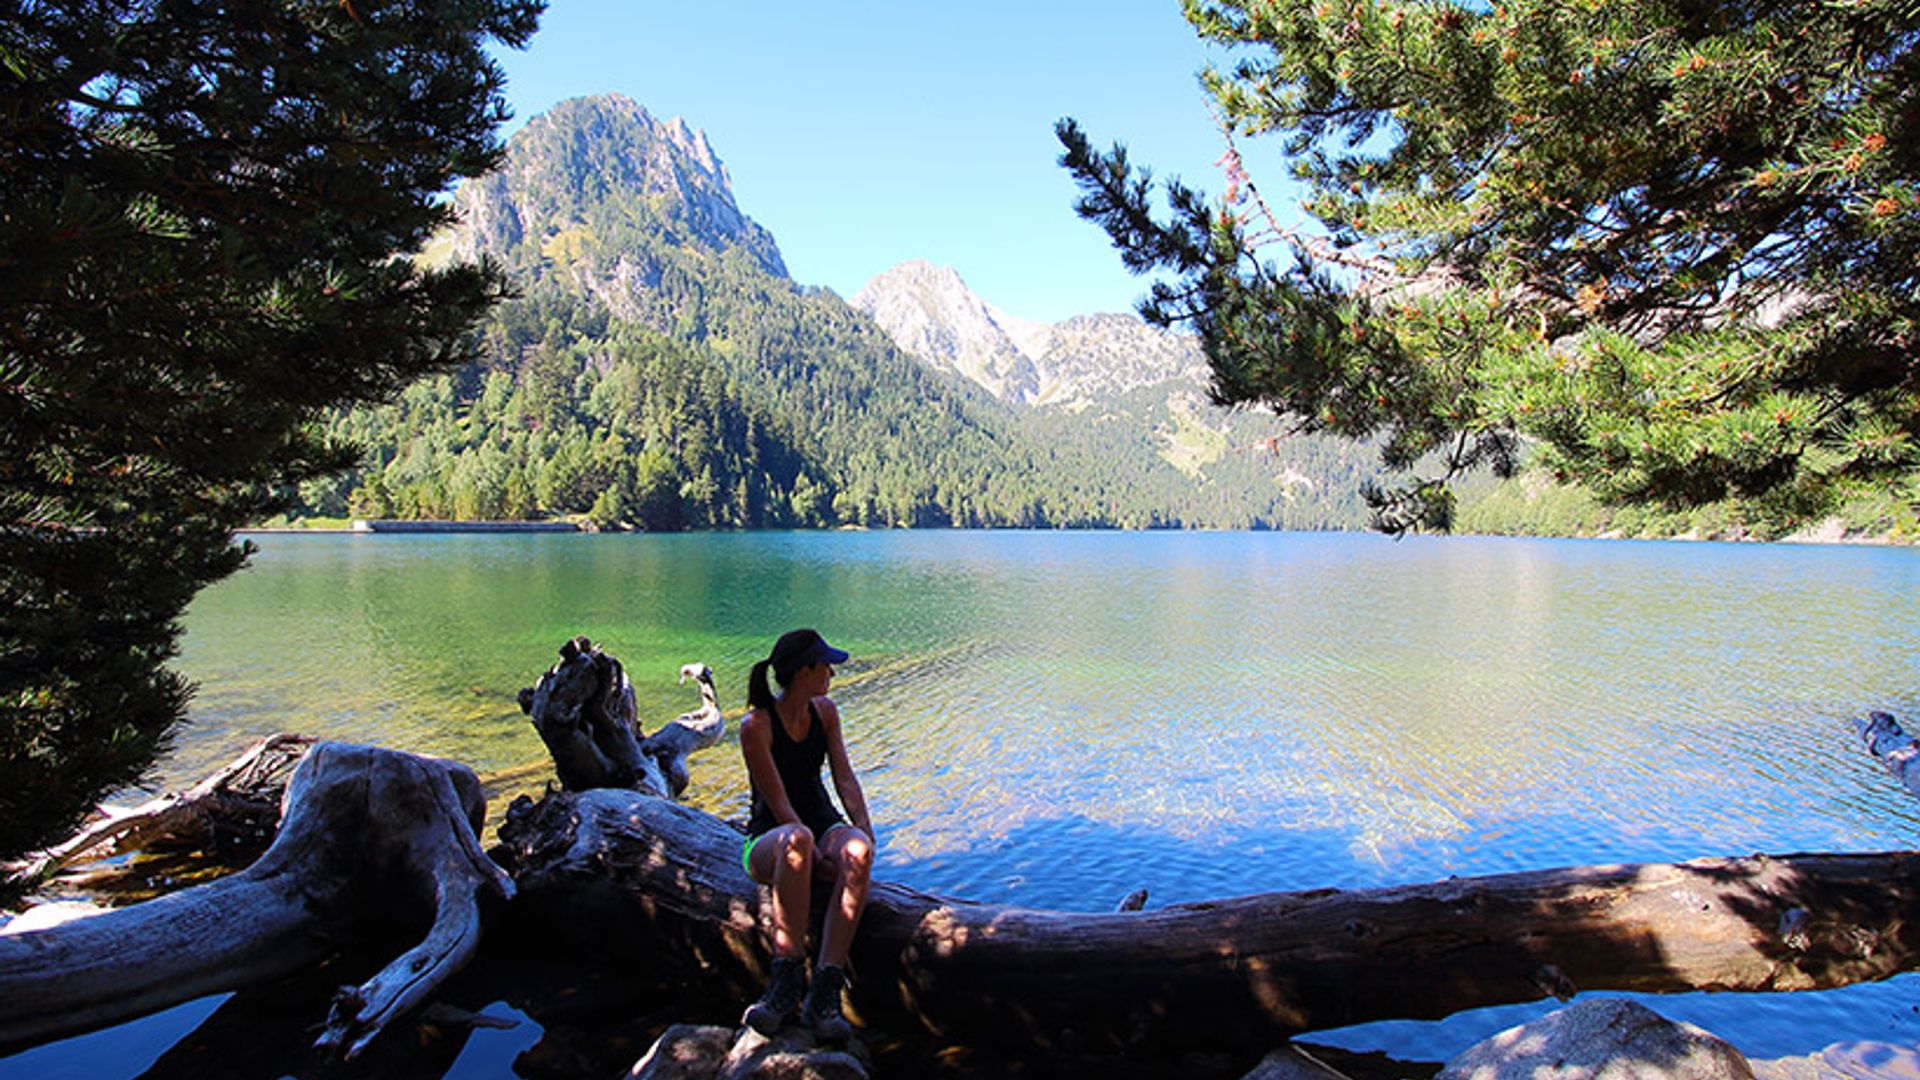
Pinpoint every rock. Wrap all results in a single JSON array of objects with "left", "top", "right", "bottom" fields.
[
  {"left": 719, "top": 1027, "right": 870, "bottom": 1080},
  {"left": 1437, "top": 999, "right": 1754, "bottom": 1080},
  {"left": 1242, "top": 1043, "right": 1356, "bottom": 1079},
  {"left": 1815, "top": 1041, "right": 1920, "bottom": 1080},
  {"left": 851, "top": 259, "right": 1210, "bottom": 408},
  {"left": 628, "top": 1024, "right": 870, "bottom": 1080},
  {"left": 629, "top": 1024, "right": 735, "bottom": 1080}
]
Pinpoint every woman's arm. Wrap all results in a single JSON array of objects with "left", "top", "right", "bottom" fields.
[
  {"left": 740, "top": 709, "right": 801, "bottom": 827},
  {"left": 817, "top": 698, "right": 874, "bottom": 843}
]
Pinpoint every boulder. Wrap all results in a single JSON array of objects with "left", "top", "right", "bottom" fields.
[
  {"left": 630, "top": 1024, "right": 737, "bottom": 1080},
  {"left": 1438, "top": 999, "right": 1753, "bottom": 1080},
  {"left": 627, "top": 1024, "right": 870, "bottom": 1080}
]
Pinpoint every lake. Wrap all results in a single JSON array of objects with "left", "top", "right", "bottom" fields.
[{"left": 8, "top": 529, "right": 1920, "bottom": 1076}]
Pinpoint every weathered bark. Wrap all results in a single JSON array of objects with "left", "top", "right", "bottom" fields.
[
  {"left": 4, "top": 733, "right": 313, "bottom": 893},
  {"left": 0, "top": 742, "right": 511, "bottom": 1057},
  {"left": 644, "top": 663, "right": 727, "bottom": 799},
  {"left": 499, "top": 786, "right": 1920, "bottom": 1057},
  {"left": 517, "top": 637, "right": 726, "bottom": 797}
]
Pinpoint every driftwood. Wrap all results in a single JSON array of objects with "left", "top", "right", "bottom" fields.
[
  {"left": 498, "top": 784, "right": 1920, "bottom": 1056},
  {"left": 517, "top": 636, "right": 727, "bottom": 797},
  {"left": 0, "top": 742, "right": 511, "bottom": 1057},
  {"left": 0, "top": 643, "right": 726, "bottom": 1059},
  {"left": 3, "top": 733, "right": 313, "bottom": 893},
  {"left": 1856, "top": 711, "right": 1920, "bottom": 801}
]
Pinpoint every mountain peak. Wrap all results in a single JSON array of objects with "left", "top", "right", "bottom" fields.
[
  {"left": 854, "top": 261, "right": 1206, "bottom": 407},
  {"left": 852, "top": 262, "right": 1047, "bottom": 403},
  {"left": 447, "top": 93, "right": 786, "bottom": 278}
]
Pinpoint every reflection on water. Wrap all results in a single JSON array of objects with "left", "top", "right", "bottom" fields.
[{"left": 21, "top": 530, "right": 1920, "bottom": 1071}]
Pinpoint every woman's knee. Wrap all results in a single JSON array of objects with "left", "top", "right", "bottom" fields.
[
  {"left": 777, "top": 825, "right": 815, "bottom": 871},
  {"left": 838, "top": 832, "right": 873, "bottom": 882}
]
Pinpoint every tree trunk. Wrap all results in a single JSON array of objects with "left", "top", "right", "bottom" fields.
[
  {"left": 499, "top": 785, "right": 1920, "bottom": 1057},
  {"left": 0, "top": 742, "right": 511, "bottom": 1058}
]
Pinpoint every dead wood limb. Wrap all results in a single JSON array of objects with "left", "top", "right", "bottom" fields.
[
  {"left": 498, "top": 786, "right": 1920, "bottom": 1058},
  {"left": 4, "top": 733, "right": 313, "bottom": 892},
  {"left": 1855, "top": 711, "right": 1920, "bottom": 802},
  {"left": 0, "top": 743, "right": 510, "bottom": 1058},
  {"left": 642, "top": 663, "right": 728, "bottom": 799}
]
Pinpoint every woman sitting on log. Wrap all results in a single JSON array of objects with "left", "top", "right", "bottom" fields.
[{"left": 738, "top": 628, "right": 875, "bottom": 1043}]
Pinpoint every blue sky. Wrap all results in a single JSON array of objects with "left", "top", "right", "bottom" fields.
[{"left": 490, "top": 2, "right": 1257, "bottom": 324}]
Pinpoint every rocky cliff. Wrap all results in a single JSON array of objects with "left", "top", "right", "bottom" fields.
[{"left": 852, "top": 260, "right": 1208, "bottom": 408}]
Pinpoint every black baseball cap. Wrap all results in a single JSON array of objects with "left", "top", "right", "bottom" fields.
[{"left": 770, "top": 628, "right": 849, "bottom": 679}]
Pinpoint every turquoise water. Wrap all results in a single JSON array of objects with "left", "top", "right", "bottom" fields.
[{"left": 8, "top": 530, "right": 1920, "bottom": 1073}]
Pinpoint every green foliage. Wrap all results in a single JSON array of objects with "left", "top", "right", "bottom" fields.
[
  {"left": 1060, "top": 0, "right": 1920, "bottom": 534},
  {"left": 0, "top": 0, "right": 541, "bottom": 859}
]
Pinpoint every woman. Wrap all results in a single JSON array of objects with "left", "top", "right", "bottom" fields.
[{"left": 738, "top": 628, "right": 875, "bottom": 1042}]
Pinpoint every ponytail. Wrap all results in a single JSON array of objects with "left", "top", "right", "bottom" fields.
[{"left": 747, "top": 658, "right": 777, "bottom": 713}]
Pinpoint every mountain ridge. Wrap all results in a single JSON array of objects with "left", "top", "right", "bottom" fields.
[{"left": 292, "top": 93, "right": 1378, "bottom": 531}]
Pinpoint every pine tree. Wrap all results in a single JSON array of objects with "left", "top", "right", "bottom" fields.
[
  {"left": 1061, "top": 0, "right": 1920, "bottom": 533},
  {"left": 0, "top": 0, "right": 542, "bottom": 858}
]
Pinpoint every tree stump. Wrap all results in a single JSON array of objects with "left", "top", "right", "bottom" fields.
[{"left": 518, "top": 636, "right": 727, "bottom": 797}]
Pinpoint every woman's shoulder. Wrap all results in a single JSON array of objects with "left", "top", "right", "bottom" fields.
[
  {"left": 740, "top": 706, "right": 774, "bottom": 739},
  {"left": 809, "top": 695, "right": 841, "bottom": 725}
]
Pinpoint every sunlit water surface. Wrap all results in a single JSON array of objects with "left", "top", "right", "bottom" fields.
[{"left": 7, "top": 530, "right": 1920, "bottom": 1075}]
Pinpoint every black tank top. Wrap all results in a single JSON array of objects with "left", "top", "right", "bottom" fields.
[{"left": 746, "top": 700, "right": 844, "bottom": 838}]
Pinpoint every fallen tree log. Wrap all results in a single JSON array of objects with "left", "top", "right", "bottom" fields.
[
  {"left": 0, "top": 742, "right": 511, "bottom": 1057},
  {"left": 499, "top": 784, "right": 1920, "bottom": 1057},
  {"left": 3, "top": 733, "right": 313, "bottom": 894},
  {"left": 0, "top": 644, "right": 728, "bottom": 1058}
]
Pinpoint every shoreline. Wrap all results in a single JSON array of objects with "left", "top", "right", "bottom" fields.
[
  {"left": 242, "top": 519, "right": 582, "bottom": 535},
  {"left": 235, "top": 519, "right": 1918, "bottom": 547}
]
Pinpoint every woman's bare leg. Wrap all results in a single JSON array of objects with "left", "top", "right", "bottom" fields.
[
  {"left": 750, "top": 824, "right": 814, "bottom": 958},
  {"left": 815, "top": 824, "right": 873, "bottom": 969}
]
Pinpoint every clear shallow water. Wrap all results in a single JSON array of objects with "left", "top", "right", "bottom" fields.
[{"left": 13, "top": 530, "right": 1920, "bottom": 1072}]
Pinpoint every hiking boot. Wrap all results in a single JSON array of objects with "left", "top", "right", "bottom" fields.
[
  {"left": 742, "top": 956, "right": 806, "bottom": 1035},
  {"left": 803, "top": 963, "right": 852, "bottom": 1044}
]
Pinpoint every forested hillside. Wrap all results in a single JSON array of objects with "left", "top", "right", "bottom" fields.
[{"left": 287, "top": 94, "right": 1382, "bottom": 530}]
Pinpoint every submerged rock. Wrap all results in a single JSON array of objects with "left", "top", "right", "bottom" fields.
[{"left": 1437, "top": 999, "right": 1753, "bottom": 1080}]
